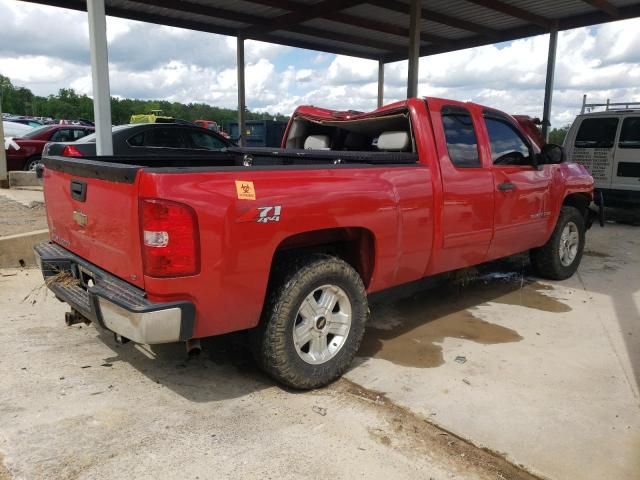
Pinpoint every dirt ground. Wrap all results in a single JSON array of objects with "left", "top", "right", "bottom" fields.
[{"left": 0, "top": 196, "right": 47, "bottom": 237}]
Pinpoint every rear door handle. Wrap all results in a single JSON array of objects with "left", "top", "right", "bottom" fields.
[{"left": 497, "top": 181, "right": 515, "bottom": 192}]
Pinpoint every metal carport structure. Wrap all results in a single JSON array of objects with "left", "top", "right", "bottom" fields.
[{"left": 15, "top": 0, "right": 640, "bottom": 153}]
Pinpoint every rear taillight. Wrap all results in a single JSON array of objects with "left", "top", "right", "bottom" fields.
[
  {"left": 62, "top": 145, "right": 83, "bottom": 157},
  {"left": 139, "top": 198, "right": 200, "bottom": 277}
]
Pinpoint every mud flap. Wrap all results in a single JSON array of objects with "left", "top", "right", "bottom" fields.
[{"left": 587, "top": 191, "right": 605, "bottom": 229}]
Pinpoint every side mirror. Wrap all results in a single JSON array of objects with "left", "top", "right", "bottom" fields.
[{"left": 540, "top": 143, "right": 566, "bottom": 165}]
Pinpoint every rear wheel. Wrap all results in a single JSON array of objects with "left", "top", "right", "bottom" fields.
[
  {"left": 24, "top": 156, "right": 42, "bottom": 171},
  {"left": 251, "top": 254, "right": 368, "bottom": 389},
  {"left": 530, "top": 206, "right": 585, "bottom": 280}
]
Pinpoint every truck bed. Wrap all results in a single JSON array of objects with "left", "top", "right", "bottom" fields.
[{"left": 43, "top": 146, "right": 418, "bottom": 182}]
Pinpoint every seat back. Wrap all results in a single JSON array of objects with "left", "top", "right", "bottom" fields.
[
  {"left": 377, "top": 131, "right": 410, "bottom": 151},
  {"left": 304, "top": 134, "right": 331, "bottom": 150}
]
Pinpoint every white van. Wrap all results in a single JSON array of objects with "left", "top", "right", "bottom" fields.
[{"left": 564, "top": 97, "right": 640, "bottom": 207}]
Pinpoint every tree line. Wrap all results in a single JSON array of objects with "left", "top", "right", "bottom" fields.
[{"left": 0, "top": 74, "right": 288, "bottom": 130}]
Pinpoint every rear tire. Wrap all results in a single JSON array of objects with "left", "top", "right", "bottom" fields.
[
  {"left": 251, "top": 254, "right": 368, "bottom": 389},
  {"left": 530, "top": 206, "right": 585, "bottom": 280}
]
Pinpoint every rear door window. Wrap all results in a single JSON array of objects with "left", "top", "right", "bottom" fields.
[
  {"left": 49, "top": 129, "right": 74, "bottom": 142},
  {"left": 187, "top": 130, "right": 227, "bottom": 150},
  {"left": 70, "top": 129, "right": 88, "bottom": 140},
  {"left": 441, "top": 106, "right": 481, "bottom": 168},
  {"left": 618, "top": 117, "right": 640, "bottom": 149},
  {"left": 127, "top": 132, "right": 144, "bottom": 147},
  {"left": 574, "top": 118, "right": 619, "bottom": 148},
  {"left": 144, "top": 128, "right": 187, "bottom": 148}
]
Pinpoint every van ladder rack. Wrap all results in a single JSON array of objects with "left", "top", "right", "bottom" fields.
[{"left": 581, "top": 94, "right": 640, "bottom": 114}]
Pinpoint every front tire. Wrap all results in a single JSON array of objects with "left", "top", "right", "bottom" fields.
[
  {"left": 530, "top": 206, "right": 585, "bottom": 280},
  {"left": 251, "top": 254, "right": 368, "bottom": 389}
]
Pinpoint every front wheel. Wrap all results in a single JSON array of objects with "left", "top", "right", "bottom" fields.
[
  {"left": 251, "top": 254, "right": 368, "bottom": 389},
  {"left": 530, "top": 206, "right": 586, "bottom": 280}
]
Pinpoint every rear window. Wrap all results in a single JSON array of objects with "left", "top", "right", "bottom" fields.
[
  {"left": 618, "top": 117, "right": 640, "bottom": 149},
  {"left": 441, "top": 106, "right": 481, "bottom": 168},
  {"left": 575, "top": 118, "right": 619, "bottom": 148},
  {"left": 20, "top": 125, "right": 52, "bottom": 139}
]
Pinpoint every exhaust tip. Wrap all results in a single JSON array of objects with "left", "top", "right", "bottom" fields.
[{"left": 186, "top": 338, "right": 202, "bottom": 357}]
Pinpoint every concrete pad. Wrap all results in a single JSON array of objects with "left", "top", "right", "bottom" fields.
[
  {"left": 347, "top": 222, "right": 640, "bottom": 480},
  {"left": 0, "top": 270, "right": 536, "bottom": 480},
  {"left": 0, "top": 187, "right": 44, "bottom": 208},
  {"left": 7, "top": 171, "right": 42, "bottom": 188},
  {"left": 0, "top": 229, "right": 49, "bottom": 268}
]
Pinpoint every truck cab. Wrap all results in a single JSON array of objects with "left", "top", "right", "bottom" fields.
[{"left": 564, "top": 98, "right": 640, "bottom": 207}]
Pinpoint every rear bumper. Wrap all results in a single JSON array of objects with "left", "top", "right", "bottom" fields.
[{"left": 34, "top": 242, "right": 195, "bottom": 344}]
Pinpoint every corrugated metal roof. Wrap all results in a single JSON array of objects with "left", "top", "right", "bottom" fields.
[{"left": 23, "top": 0, "right": 640, "bottom": 61}]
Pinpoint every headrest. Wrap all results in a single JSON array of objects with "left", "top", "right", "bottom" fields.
[
  {"left": 304, "top": 134, "right": 331, "bottom": 150},
  {"left": 377, "top": 131, "right": 410, "bottom": 151}
]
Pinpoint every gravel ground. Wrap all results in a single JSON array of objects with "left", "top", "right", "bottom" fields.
[{"left": 0, "top": 196, "right": 47, "bottom": 237}]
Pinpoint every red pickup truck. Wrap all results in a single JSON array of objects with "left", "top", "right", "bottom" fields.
[{"left": 35, "top": 97, "right": 595, "bottom": 389}]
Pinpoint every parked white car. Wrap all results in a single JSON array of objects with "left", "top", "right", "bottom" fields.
[
  {"left": 3, "top": 120, "right": 33, "bottom": 139},
  {"left": 564, "top": 97, "right": 640, "bottom": 208}
]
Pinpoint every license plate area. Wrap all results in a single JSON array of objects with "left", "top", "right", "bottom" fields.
[{"left": 72, "top": 264, "right": 97, "bottom": 291}]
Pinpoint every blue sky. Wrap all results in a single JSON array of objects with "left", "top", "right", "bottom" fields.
[{"left": 1, "top": 0, "right": 639, "bottom": 126}]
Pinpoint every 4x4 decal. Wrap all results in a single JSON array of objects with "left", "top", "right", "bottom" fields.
[{"left": 236, "top": 205, "right": 282, "bottom": 224}]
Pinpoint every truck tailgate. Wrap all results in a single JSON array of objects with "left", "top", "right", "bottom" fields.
[{"left": 43, "top": 158, "right": 145, "bottom": 289}]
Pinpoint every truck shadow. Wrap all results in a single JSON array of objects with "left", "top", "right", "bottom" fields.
[
  {"left": 94, "top": 255, "right": 568, "bottom": 402},
  {"left": 357, "top": 256, "right": 570, "bottom": 369},
  {"left": 97, "top": 330, "right": 274, "bottom": 402},
  {"left": 94, "top": 227, "right": 639, "bottom": 402}
]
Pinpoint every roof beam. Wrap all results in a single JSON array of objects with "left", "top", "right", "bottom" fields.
[
  {"left": 127, "top": 0, "right": 264, "bottom": 26},
  {"left": 464, "top": 0, "right": 554, "bottom": 29},
  {"left": 126, "top": 0, "right": 402, "bottom": 55},
  {"left": 581, "top": 0, "right": 620, "bottom": 17},
  {"left": 367, "top": 0, "right": 501, "bottom": 38},
  {"left": 20, "top": 0, "right": 383, "bottom": 60},
  {"left": 242, "top": 0, "right": 450, "bottom": 45},
  {"left": 323, "top": 12, "right": 449, "bottom": 45},
  {"left": 248, "top": 0, "right": 366, "bottom": 34}
]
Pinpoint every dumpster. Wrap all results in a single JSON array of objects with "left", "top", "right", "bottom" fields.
[{"left": 229, "top": 120, "right": 287, "bottom": 147}]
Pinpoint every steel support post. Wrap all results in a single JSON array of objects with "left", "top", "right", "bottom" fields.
[
  {"left": 542, "top": 26, "right": 558, "bottom": 141},
  {"left": 407, "top": 0, "right": 420, "bottom": 98},
  {"left": 237, "top": 35, "right": 246, "bottom": 147},
  {"left": 87, "top": 0, "right": 113, "bottom": 155}
]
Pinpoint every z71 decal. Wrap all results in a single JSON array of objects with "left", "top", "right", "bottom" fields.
[{"left": 236, "top": 205, "right": 282, "bottom": 224}]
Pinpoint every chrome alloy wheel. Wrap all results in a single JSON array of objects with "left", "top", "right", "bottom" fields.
[
  {"left": 293, "top": 284, "right": 352, "bottom": 365},
  {"left": 559, "top": 221, "right": 580, "bottom": 267}
]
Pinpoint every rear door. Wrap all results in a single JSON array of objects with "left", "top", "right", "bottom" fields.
[
  {"left": 428, "top": 99, "right": 495, "bottom": 272},
  {"left": 612, "top": 115, "right": 640, "bottom": 191},
  {"left": 569, "top": 116, "right": 619, "bottom": 190},
  {"left": 480, "top": 112, "right": 553, "bottom": 260}
]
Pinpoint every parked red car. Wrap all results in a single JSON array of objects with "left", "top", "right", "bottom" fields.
[
  {"left": 36, "top": 97, "right": 595, "bottom": 389},
  {"left": 6, "top": 124, "right": 94, "bottom": 171}
]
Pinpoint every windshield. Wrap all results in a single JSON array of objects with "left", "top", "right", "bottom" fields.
[
  {"left": 76, "top": 124, "right": 131, "bottom": 143},
  {"left": 19, "top": 125, "right": 52, "bottom": 139}
]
